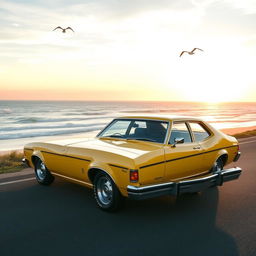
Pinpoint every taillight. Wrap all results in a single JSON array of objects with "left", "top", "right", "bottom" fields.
[{"left": 130, "top": 169, "right": 139, "bottom": 183}]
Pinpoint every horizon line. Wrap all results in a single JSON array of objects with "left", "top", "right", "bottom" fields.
[{"left": 0, "top": 99, "right": 256, "bottom": 104}]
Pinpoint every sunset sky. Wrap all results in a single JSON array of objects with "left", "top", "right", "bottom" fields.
[{"left": 0, "top": 0, "right": 256, "bottom": 102}]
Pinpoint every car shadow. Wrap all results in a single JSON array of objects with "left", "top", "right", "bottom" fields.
[
  {"left": 119, "top": 187, "right": 239, "bottom": 256},
  {"left": 1, "top": 179, "right": 239, "bottom": 256}
]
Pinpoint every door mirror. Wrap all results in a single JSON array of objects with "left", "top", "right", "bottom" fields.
[{"left": 171, "top": 137, "right": 184, "bottom": 147}]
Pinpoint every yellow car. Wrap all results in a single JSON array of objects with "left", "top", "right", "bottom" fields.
[{"left": 23, "top": 115, "right": 242, "bottom": 211}]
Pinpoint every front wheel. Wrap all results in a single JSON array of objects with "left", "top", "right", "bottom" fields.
[
  {"left": 211, "top": 157, "right": 224, "bottom": 173},
  {"left": 93, "top": 172, "right": 124, "bottom": 212},
  {"left": 34, "top": 158, "right": 54, "bottom": 185}
]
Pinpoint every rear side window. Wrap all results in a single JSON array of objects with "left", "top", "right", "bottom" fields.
[
  {"left": 189, "top": 122, "right": 210, "bottom": 142},
  {"left": 169, "top": 122, "right": 192, "bottom": 144}
]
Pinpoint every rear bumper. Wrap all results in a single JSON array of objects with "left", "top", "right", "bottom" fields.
[{"left": 127, "top": 167, "right": 242, "bottom": 200}]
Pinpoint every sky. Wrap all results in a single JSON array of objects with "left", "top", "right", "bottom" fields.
[{"left": 0, "top": 0, "right": 256, "bottom": 102}]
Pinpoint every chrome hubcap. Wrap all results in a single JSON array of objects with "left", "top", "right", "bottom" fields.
[
  {"left": 214, "top": 160, "right": 223, "bottom": 173},
  {"left": 216, "top": 164, "right": 221, "bottom": 172},
  {"left": 96, "top": 176, "right": 113, "bottom": 205},
  {"left": 36, "top": 162, "right": 46, "bottom": 180}
]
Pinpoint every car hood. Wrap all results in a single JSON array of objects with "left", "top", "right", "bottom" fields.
[{"left": 49, "top": 137, "right": 163, "bottom": 159}]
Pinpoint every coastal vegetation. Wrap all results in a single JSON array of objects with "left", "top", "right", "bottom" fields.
[
  {"left": 233, "top": 129, "right": 256, "bottom": 139},
  {"left": 0, "top": 151, "right": 25, "bottom": 174}
]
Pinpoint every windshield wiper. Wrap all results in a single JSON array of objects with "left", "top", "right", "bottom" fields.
[
  {"left": 102, "top": 136, "right": 157, "bottom": 142},
  {"left": 102, "top": 135, "right": 125, "bottom": 138}
]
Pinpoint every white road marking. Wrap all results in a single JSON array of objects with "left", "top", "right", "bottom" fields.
[
  {"left": 239, "top": 140, "right": 256, "bottom": 145},
  {"left": 0, "top": 177, "right": 35, "bottom": 186}
]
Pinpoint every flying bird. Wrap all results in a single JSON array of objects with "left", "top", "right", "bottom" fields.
[
  {"left": 53, "top": 26, "right": 74, "bottom": 33},
  {"left": 179, "top": 48, "right": 203, "bottom": 57}
]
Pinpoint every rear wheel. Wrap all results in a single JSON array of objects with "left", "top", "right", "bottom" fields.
[
  {"left": 93, "top": 172, "right": 124, "bottom": 212},
  {"left": 34, "top": 158, "right": 54, "bottom": 185}
]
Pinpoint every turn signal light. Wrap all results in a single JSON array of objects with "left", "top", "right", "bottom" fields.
[{"left": 130, "top": 169, "right": 139, "bottom": 183}]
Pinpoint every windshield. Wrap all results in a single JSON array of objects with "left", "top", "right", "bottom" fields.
[{"left": 98, "top": 119, "right": 169, "bottom": 143}]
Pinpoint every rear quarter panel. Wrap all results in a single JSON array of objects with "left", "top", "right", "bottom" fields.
[{"left": 199, "top": 124, "right": 239, "bottom": 170}]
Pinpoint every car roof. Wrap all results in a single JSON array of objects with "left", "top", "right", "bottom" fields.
[{"left": 116, "top": 115, "right": 204, "bottom": 122}]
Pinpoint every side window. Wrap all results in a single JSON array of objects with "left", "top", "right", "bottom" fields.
[
  {"left": 189, "top": 122, "right": 210, "bottom": 142},
  {"left": 169, "top": 122, "right": 192, "bottom": 144}
]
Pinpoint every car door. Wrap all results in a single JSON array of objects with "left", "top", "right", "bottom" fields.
[{"left": 164, "top": 121, "right": 205, "bottom": 181}]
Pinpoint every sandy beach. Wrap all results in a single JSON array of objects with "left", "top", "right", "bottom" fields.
[{"left": 0, "top": 130, "right": 99, "bottom": 155}]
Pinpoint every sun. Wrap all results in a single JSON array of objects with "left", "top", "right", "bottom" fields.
[{"left": 165, "top": 41, "right": 251, "bottom": 103}]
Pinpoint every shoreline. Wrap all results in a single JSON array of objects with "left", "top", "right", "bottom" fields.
[
  {"left": 1, "top": 126, "right": 256, "bottom": 176},
  {"left": 0, "top": 125, "right": 256, "bottom": 155}
]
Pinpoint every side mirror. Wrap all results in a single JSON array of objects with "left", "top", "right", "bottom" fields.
[{"left": 171, "top": 137, "right": 184, "bottom": 147}]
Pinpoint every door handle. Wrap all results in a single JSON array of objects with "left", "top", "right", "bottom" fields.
[{"left": 193, "top": 146, "right": 201, "bottom": 150}]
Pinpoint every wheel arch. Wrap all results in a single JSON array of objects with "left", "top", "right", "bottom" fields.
[
  {"left": 31, "top": 151, "right": 45, "bottom": 167},
  {"left": 87, "top": 162, "right": 129, "bottom": 197},
  {"left": 215, "top": 149, "right": 228, "bottom": 166},
  {"left": 88, "top": 167, "right": 116, "bottom": 185}
]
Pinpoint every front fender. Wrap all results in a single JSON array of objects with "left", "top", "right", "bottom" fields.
[{"left": 31, "top": 150, "right": 46, "bottom": 168}]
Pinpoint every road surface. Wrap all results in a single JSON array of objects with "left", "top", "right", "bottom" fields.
[{"left": 0, "top": 137, "right": 256, "bottom": 256}]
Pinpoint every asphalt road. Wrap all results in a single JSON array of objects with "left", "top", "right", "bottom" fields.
[{"left": 1, "top": 137, "right": 256, "bottom": 256}]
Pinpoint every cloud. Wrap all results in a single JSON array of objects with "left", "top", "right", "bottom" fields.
[
  {"left": 224, "top": 0, "right": 256, "bottom": 14},
  {"left": 201, "top": 1, "right": 256, "bottom": 36},
  {"left": 0, "top": 0, "right": 255, "bottom": 84},
  {"left": 0, "top": 0, "right": 203, "bottom": 66}
]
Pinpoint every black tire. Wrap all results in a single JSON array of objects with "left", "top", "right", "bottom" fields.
[
  {"left": 34, "top": 158, "right": 54, "bottom": 185},
  {"left": 211, "top": 157, "right": 224, "bottom": 173},
  {"left": 93, "top": 172, "right": 124, "bottom": 212}
]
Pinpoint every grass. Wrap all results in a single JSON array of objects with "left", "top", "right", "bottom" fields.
[
  {"left": 233, "top": 129, "right": 256, "bottom": 139},
  {"left": 0, "top": 151, "right": 26, "bottom": 174}
]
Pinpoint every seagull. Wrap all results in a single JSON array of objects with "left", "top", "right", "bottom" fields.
[
  {"left": 53, "top": 26, "right": 74, "bottom": 33},
  {"left": 179, "top": 48, "right": 203, "bottom": 57}
]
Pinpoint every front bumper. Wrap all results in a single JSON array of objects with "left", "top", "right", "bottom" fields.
[
  {"left": 234, "top": 151, "right": 241, "bottom": 162},
  {"left": 127, "top": 167, "right": 242, "bottom": 200},
  {"left": 22, "top": 158, "right": 31, "bottom": 167}
]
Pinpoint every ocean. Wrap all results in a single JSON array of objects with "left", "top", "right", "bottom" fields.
[{"left": 0, "top": 101, "right": 256, "bottom": 150}]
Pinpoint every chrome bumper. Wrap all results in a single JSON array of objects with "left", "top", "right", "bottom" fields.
[
  {"left": 127, "top": 167, "right": 242, "bottom": 200},
  {"left": 234, "top": 151, "right": 241, "bottom": 162},
  {"left": 22, "top": 158, "right": 31, "bottom": 167}
]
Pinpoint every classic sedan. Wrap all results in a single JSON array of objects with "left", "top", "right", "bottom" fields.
[{"left": 23, "top": 115, "right": 242, "bottom": 211}]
